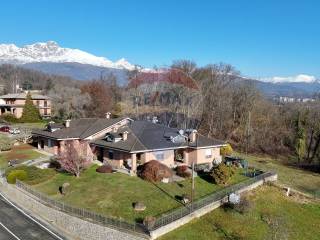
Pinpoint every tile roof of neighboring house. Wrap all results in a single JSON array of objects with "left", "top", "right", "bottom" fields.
[
  {"left": 92, "top": 120, "right": 226, "bottom": 153},
  {"left": 32, "top": 117, "right": 128, "bottom": 140},
  {"left": 0, "top": 93, "right": 50, "bottom": 100}
]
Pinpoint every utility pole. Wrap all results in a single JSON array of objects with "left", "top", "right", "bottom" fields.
[{"left": 191, "top": 162, "right": 195, "bottom": 211}]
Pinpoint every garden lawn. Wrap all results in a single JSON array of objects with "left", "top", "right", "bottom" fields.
[
  {"left": 32, "top": 165, "right": 248, "bottom": 223},
  {"left": 12, "top": 122, "right": 47, "bottom": 129},
  {"left": 236, "top": 152, "right": 320, "bottom": 197},
  {"left": 0, "top": 144, "right": 44, "bottom": 170},
  {"left": 159, "top": 185, "right": 320, "bottom": 240}
]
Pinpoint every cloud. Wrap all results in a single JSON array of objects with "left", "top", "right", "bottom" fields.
[{"left": 261, "top": 74, "right": 317, "bottom": 83}]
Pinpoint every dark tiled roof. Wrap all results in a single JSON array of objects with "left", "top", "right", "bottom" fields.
[
  {"left": 32, "top": 117, "right": 128, "bottom": 140},
  {"left": 92, "top": 120, "right": 226, "bottom": 153}
]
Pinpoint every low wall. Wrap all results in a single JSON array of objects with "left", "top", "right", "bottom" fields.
[
  {"left": 0, "top": 183, "right": 146, "bottom": 240},
  {"left": 0, "top": 172, "right": 278, "bottom": 240},
  {"left": 149, "top": 173, "right": 278, "bottom": 239}
]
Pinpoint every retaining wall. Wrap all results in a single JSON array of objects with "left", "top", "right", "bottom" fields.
[
  {"left": 149, "top": 173, "right": 278, "bottom": 239},
  {"left": 0, "top": 183, "right": 146, "bottom": 240}
]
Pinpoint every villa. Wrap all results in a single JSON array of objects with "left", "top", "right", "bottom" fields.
[
  {"left": 0, "top": 92, "right": 51, "bottom": 118},
  {"left": 32, "top": 113, "right": 226, "bottom": 174}
]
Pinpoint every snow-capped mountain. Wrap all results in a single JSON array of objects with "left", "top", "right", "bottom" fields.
[{"left": 0, "top": 41, "right": 135, "bottom": 70}]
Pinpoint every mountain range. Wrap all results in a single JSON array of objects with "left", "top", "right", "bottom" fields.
[{"left": 0, "top": 41, "right": 319, "bottom": 97}]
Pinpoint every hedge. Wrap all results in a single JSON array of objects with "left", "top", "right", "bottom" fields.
[
  {"left": 6, "top": 165, "right": 56, "bottom": 185},
  {"left": 7, "top": 170, "right": 28, "bottom": 184}
]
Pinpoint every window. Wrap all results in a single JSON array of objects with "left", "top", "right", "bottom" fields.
[
  {"left": 205, "top": 149, "right": 212, "bottom": 158},
  {"left": 108, "top": 150, "right": 114, "bottom": 160},
  {"left": 154, "top": 151, "right": 165, "bottom": 161}
]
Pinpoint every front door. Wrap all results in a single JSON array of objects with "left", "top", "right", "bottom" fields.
[{"left": 98, "top": 148, "right": 104, "bottom": 162}]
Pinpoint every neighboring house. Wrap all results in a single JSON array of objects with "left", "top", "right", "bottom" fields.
[
  {"left": 0, "top": 92, "right": 51, "bottom": 118},
  {"left": 32, "top": 114, "right": 226, "bottom": 174}
]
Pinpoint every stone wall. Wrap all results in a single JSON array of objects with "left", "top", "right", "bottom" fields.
[{"left": 0, "top": 183, "right": 147, "bottom": 240}]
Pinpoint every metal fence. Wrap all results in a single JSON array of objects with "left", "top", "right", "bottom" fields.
[
  {"left": 150, "top": 171, "right": 276, "bottom": 230},
  {"left": 15, "top": 180, "right": 149, "bottom": 237},
  {"left": 15, "top": 172, "right": 276, "bottom": 234}
]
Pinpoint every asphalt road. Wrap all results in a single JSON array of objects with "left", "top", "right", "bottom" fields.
[{"left": 0, "top": 194, "right": 64, "bottom": 240}]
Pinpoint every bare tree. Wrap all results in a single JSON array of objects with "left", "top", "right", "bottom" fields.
[
  {"left": 16, "top": 128, "right": 32, "bottom": 144},
  {"left": 58, "top": 141, "right": 91, "bottom": 178},
  {"left": 48, "top": 85, "right": 91, "bottom": 119}
]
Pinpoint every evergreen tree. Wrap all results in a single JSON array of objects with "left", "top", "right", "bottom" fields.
[
  {"left": 20, "top": 92, "right": 41, "bottom": 122},
  {"left": 294, "top": 112, "right": 306, "bottom": 164}
]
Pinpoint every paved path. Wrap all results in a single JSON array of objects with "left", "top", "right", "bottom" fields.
[{"left": 0, "top": 194, "right": 64, "bottom": 240}]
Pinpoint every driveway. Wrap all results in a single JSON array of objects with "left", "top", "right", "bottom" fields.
[{"left": 0, "top": 194, "right": 64, "bottom": 240}]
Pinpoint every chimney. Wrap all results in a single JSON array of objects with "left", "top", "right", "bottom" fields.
[
  {"left": 65, "top": 119, "right": 71, "bottom": 128},
  {"left": 189, "top": 130, "right": 197, "bottom": 143},
  {"left": 122, "top": 131, "right": 128, "bottom": 141},
  {"left": 105, "top": 112, "right": 111, "bottom": 119}
]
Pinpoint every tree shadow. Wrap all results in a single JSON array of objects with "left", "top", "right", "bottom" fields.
[
  {"left": 151, "top": 182, "right": 184, "bottom": 206},
  {"left": 197, "top": 171, "right": 214, "bottom": 183}
]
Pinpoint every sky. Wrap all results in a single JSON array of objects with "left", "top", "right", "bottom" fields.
[{"left": 0, "top": 0, "right": 319, "bottom": 80}]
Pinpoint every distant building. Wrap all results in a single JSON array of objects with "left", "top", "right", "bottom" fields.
[
  {"left": 275, "top": 96, "right": 315, "bottom": 103},
  {"left": 0, "top": 92, "right": 51, "bottom": 118}
]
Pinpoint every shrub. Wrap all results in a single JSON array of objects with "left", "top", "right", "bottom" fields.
[
  {"left": 0, "top": 141, "right": 13, "bottom": 151},
  {"left": 220, "top": 143, "right": 233, "bottom": 156},
  {"left": 224, "top": 196, "right": 255, "bottom": 215},
  {"left": 96, "top": 165, "right": 113, "bottom": 173},
  {"left": 176, "top": 165, "right": 191, "bottom": 178},
  {"left": 235, "top": 197, "right": 254, "bottom": 214},
  {"left": 143, "top": 216, "right": 156, "bottom": 229},
  {"left": 0, "top": 113, "right": 20, "bottom": 123},
  {"left": 211, "top": 164, "right": 235, "bottom": 185},
  {"left": 7, "top": 170, "right": 27, "bottom": 184},
  {"left": 139, "top": 160, "right": 173, "bottom": 182},
  {"left": 6, "top": 166, "right": 56, "bottom": 185}
]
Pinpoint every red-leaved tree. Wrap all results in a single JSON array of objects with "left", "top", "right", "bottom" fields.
[{"left": 58, "top": 141, "right": 91, "bottom": 178}]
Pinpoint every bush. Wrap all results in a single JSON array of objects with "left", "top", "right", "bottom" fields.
[
  {"left": 235, "top": 197, "right": 254, "bottom": 214},
  {"left": 143, "top": 216, "right": 156, "bottom": 229},
  {"left": 0, "top": 135, "right": 13, "bottom": 151},
  {"left": 96, "top": 165, "right": 113, "bottom": 173},
  {"left": 6, "top": 166, "right": 56, "bottom": 185},
  {"left": 0, "top": 113, "right": 20, "bottom": 123},
  {"left": 139, "top": 160, "right": 173, "bottom": 182},
  {"left": 224, "top": 196, "right": 254, "bottom": 214},
  {"left": 211, "top": 164, "right": 235, "bottom": 185},
  {"left": 7, "top": 170, "right": 27, "bottom": 184},
  {"left": 176, "top": 165, "right": 191, "bottom": 178},
  {"left": 0, "top": 141, "right": 13, "bottom": 151},
  {"left": 220, "top": 143, "right": 233, "bottom": 156}
]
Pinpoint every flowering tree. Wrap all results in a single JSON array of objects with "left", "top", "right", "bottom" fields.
[{"left": 58, "top": 141, "right": 91, "bottom": 178}]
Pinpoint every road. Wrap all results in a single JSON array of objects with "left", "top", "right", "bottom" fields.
[{"left": 0, "top": 194, "right": 64, "bottom": 240}]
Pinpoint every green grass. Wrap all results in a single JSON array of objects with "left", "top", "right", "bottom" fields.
[
  {"left": 159, "top": 185, "right": 320, "bottom": 240},
  {"left": 6, "top": 165, "right": 56, "bottom": 185},
  {"left": 32, "top": 165, "right": 248, "bottom": 223},
  {"left": 235, "top": 152, "right": 320, "bottom": 197},
  {"left": 0, "top": 144, "right": 45, "bottom": 170},
  {"left": 11, "top": 122, "right": 47, "bottom": 129}
]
